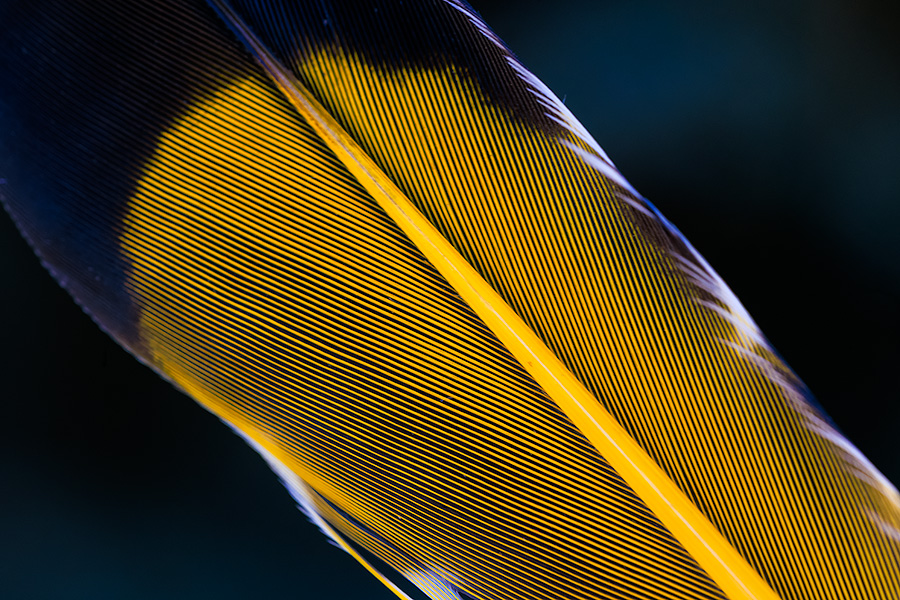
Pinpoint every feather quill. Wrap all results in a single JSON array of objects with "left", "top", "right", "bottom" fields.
[{"left": 1, "top": 1, "right": 898, "bottom": 599}]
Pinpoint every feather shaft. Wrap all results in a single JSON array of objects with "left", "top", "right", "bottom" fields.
[{"left": 209, "top": 2, "right": 781, "bottom": 598}]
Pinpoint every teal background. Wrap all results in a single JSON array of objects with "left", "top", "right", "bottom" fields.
[{"left": 2, "top": 1, "right": 898, "bottom": 598}]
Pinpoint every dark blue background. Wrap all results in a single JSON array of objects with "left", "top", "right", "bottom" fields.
[{"left": 2, "top": 1, "right": 898, "bottom": 598}]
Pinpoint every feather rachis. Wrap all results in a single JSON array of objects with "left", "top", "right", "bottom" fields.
[{"left": 209, "top": 3, "right": 781, "bottom": 598}]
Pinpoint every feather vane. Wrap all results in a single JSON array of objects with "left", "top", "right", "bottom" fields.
[{"left": 1, "top": 1, "right": 898, "bottom": 599}]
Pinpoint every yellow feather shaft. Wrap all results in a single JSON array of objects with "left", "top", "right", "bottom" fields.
[{"left": 210, "top": 3, "right": 782, "bottom": 598}]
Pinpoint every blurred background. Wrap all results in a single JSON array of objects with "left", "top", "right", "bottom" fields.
[{"left": 2, "top": 0, "right": 898, "bottom": 598}]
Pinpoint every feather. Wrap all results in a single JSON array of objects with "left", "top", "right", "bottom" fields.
[{"left": 1, "top": 1, "right": 898, "bottom": 599}]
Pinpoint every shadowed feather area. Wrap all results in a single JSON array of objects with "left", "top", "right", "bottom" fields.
[{"left": 1, "top": 1, "right": 898, "bottom": 599}]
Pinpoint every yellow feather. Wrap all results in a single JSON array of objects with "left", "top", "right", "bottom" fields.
[{"left": 2, "top": 1, "right": 898, "bottom": 598}]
